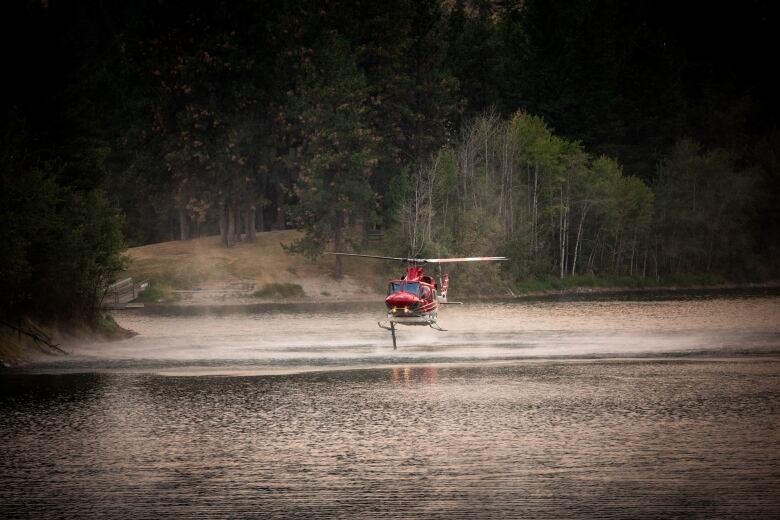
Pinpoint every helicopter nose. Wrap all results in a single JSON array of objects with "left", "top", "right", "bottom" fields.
[{"left": 385, "top": 292, "right": 419, "bottom": 309}]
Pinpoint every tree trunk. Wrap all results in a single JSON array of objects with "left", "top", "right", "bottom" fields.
[
  {"left": 274, "top": 184, "right": 285, "bottom": 230},
  {"left": 234, "top": 203, "right": 242, "bottom": 242},
  {"left": 259, "top": 170, "right": 268, "bottom": 233},
  {"left": 653, "top": 240, "right": 660, "bottom": 281},
  {"left": 532, "top": 163, "right": 539, "bottom": 253},
  {"left": 246, "top": 205, "right": 257, "bottom": 242},
  {"left": 706, "top": 230, "right": 716, "bottom": 272},
  {"left": 571, "top": 204, "right": 589, "bottom": 276},
  {"left": 562, "top": 167, "right": 573, "bottom": 278},
  {"left": 587, "top": 227, "right": 601, "bottom": 273},
  {"left": 507, "top": 151, "right": 514, "bottom": 237},
  {"left": 427, "top": 157, "right": 436, "bottom": 247},
  {"left": 178, "top": 204, "right": 189, "bottom": 241},
  {"left": 218, "top": 200, "right": 227, "bottom": 246},
  {"left": 226, "top": 203, "right": 236, "bottom": 247},
  {"left": 333, "top": 211, "right": 344, "bottom": 277},
  {"left": 559, "top": 187, "right": 567, "bottom": 279},
  {"left": 362, "top": 208, "right": 369, "bottom": 249},
  {"left": 612, "top": 232, "right": 621, "bottom": 272}
]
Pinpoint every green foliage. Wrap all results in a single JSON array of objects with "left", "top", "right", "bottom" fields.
[
  {"left": 93, "top": 313, "right": 124, "bottom": 337},
  {"left": 654, "top": 140, "right": 761, "bottom": 276},
  {"left": 284, "top": 33, "right": 378, "bottom": 264},
  {"left": 0, "top": 161, "right": 127, "bottom": 324},
  {"left": 253, "top": 283, "right": 305, "bottom": 299},
  {"left": 387, "top": 110, "right": 767, "bottom": 292}
]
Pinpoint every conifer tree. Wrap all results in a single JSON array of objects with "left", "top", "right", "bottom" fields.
[{"left": 286, "top": 33, "right": 378, "bottom": 276}]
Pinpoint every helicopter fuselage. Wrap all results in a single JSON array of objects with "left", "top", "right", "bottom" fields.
[{"left": 384, "top": 266, "right": 446, "bottom": 325}]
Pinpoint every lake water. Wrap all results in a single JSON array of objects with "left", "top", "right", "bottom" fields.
[{"left": 2, "top": 290, "right": 779, "bottom": 518}]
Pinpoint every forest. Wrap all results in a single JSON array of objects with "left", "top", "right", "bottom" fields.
[{"left": 1, "top": 0, "right": 778, "bottom": 326}]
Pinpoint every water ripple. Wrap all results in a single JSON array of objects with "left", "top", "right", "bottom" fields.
[{"left": 1, "top": 361, "right": 779, "bottom": 518}]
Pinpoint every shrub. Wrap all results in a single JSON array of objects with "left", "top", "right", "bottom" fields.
[
  {"left": 134, "top": 281, "right": 175, "bottom": 303},
  {"left": 253, "top": 283, "right": 305, "bottom": 299}
]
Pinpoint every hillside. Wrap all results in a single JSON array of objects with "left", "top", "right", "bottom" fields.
[{"left": 123, "top": 230, "right": 396, "bottom": 303}]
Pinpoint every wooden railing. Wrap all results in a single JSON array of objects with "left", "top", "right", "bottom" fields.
[{"left": 103, "top": 278, "right": 148, "bottom": 308}]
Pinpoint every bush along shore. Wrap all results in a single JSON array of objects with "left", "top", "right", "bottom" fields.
[
  {"left": 0, "top": 315, "right": 136, "bottom": 367},
  {"left": 505, "top": 273, "right": 776, "bottom": 295}
]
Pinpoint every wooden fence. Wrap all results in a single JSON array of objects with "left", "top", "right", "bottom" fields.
[{"left": 102, "top": 278, "right": 148, "bottom": 309}]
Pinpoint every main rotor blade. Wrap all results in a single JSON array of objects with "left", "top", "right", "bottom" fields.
[
  {"left": 325, "top": 252, "right": 412, "bottom": 262},
  {"left": 326, "top": 252, "right": 509, "bottom": 264},
  {"left": 421, "top": 256, "right": 509, "bottom": 263}
]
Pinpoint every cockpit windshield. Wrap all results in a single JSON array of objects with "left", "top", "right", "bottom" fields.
[{"left": 388, "top": 281, "right": 420, "bottom": 296}]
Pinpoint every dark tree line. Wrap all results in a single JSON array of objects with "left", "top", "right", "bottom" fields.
[
  {"left": 1, "top": 0, "right": 778, "bottom": 323},
  {"left": 1, "top": 0, "right": 126, "bottom": 325}
]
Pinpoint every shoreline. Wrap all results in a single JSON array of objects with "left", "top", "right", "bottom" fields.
[
  {"left": 0, "top": 316, "right": 136, "bottom": 368},
  {"left": 132, "top": 280, "right": 780, "bottom": 308},
  {"left": 507, "top": 280, "right": 780, "bottom": 299}
]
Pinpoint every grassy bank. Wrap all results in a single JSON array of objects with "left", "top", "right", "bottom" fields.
[
  {"left": 123, "top": 230, "right": 397, "bottom": 302},
  {"left": 121, "top": 231, "right": 778, "bottom": 305}
]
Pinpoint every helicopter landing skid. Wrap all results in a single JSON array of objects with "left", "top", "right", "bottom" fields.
[
  {"left": 378, "top": 317, "right": 446, "bottom": 349},
  {"left": 427, "top": 321, "right": 447, "bottom": 331},
  {"left": 377, "top": 321, "right": 397, "bottom": 349}
]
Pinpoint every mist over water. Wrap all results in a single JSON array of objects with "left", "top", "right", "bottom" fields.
[{"left": 44, "top": 291, "right": 780, "bottom": 374}]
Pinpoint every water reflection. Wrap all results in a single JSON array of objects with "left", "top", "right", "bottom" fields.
[{"left": 390, "top": 366, "right": 438, "bottom": 385}]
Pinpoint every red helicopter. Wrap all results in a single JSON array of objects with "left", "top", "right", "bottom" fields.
[{"left": 327, "top": 253, "right": 508, "bottom": 349}]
